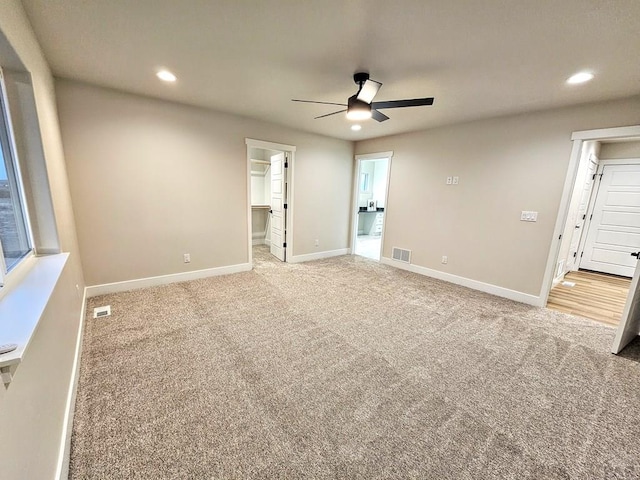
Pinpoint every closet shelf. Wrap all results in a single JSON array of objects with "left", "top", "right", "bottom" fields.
[{"left": 251, "top": 205, "right": 271, "bottom": 209}]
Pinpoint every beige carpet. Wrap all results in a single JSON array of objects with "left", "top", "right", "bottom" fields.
[{"left": 70, "top": 246, "right": 640, "bottom": 479}]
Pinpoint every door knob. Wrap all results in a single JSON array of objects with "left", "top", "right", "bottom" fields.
[{"left": 631, "top": 252, "right": 640, "bottom": 258}]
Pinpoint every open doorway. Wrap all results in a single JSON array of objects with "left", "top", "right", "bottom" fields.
[
  {"left": 542, "top": 125, "right": 640, "bottom": 353},
  {"left": 245, "top": 139, "right": 296, "bottom": 266},
  {"left": 547, "top": 139, "right": 640, "bottom": 325},
  {"left": 351, "top": 152, "right": 392, "bottom": 261}
]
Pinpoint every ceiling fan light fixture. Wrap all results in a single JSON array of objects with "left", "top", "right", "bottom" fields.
[
  {"left": 351, "top": 124, "right": 362, "bottom": 131},
  {"left": 346, "top": 96, "right": 372, "bottom": 121},
  {"left": 346, "top": 109, "right": 372, "bottom": 121}
]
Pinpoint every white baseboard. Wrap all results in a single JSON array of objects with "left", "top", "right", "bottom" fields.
[
  {"left": 56, "top": 288, "right": 87, "bottom": 480},
  {"left": 86, "top": 263, "right": 252, "bottom": 297},
  {"left": 289, "top": 248, "right": 351, "bottom": 264},
  {"left": 381, "top": 257, "right": 543, "bottom": 307}
]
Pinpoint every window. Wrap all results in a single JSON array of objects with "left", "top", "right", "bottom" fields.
[{"left": 0, "top": 69, "right": 32, "bottom": 278}]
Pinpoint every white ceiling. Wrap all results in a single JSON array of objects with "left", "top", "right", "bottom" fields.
[{"left": 20, "top": 0, "right": 640, "bottom": 141}]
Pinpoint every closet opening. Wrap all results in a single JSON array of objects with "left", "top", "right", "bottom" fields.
[{"left": 245, "top": 139, "right": 296, "bottom": 267}]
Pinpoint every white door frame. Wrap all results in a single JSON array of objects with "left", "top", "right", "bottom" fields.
[
  {"left": 245, "top": 138, "right": 296, "bottom": 266},
  {"left": 542, "top": 125, "right": 640, "bottom": 306},
  {"left": 351, "top": 151, "right": 393, "bottom": 260}
]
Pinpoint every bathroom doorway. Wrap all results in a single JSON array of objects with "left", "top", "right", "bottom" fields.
[{"left": 351, "top": 152, "right": 392, "bottom": 261}]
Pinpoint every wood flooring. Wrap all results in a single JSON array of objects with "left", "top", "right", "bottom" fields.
[{"left": 546, "top": 270, "right": 631, "bottom": 326}]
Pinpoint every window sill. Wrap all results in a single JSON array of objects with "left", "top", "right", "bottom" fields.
[{"left": 0, "top": 253, "right": 69, "bottom": 384}]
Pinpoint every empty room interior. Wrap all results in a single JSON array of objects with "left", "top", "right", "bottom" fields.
[{"left": 1, "top": 1, "right": 640, "bottom": 478}]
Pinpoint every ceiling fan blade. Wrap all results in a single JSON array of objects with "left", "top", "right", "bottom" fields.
[
  {"left": 356, "top": 79, "right": 382, "bottom": 103},
  {"left": 371, "top": 97, "right": 434, "bottom": 110},
  {"left": 292, "top": 99, "right": 347, "bottom": 107},
  {"left": 371, "top": 110, "right": 389, "bottom": 122},
  {"left": 314, "top": 109, "right": 347, "bottom": 119}
]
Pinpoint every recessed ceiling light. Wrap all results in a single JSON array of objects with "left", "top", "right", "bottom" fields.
[
  {"left": 351, "top": 124, "right": 362, "bottom": 131},
  {"left": 566, "top": 71, "right": 594, "bottom": 85},
  {"left": 156, "top": 70, "right": 177, "bottom": 82}
]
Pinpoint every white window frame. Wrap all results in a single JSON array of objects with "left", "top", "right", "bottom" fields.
[{"left": 0, "top": 67, "right": 34, "bottom": 288}]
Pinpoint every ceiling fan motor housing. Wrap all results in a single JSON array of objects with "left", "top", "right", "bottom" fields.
[{"left": 353, "top": 72, "right": 370, "bottom": 85}]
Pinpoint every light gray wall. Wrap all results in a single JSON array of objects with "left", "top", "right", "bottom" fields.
[
  {"left": 600, "top": 140, "right": 640, "bottom": 159},
  {"left": 0, "top": 1, "right": 85, "bottom": 478},
  {"left": 56, "top": 80, "right": 354, "bottom": 286},
  {"left": 355, "top": 96, "right": 640, "bottom": 297}
]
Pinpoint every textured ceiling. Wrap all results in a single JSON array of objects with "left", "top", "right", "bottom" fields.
[{"left": 20, "top": 0, "right": 640, "bottom": 140}]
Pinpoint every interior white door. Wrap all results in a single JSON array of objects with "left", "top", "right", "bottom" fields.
[
  {"left": 612, "top": 253, "right": 640, "bottom": 353},
  {"left": 580, "top": 164, "right": 640, "bottom": 277},
  {"left": 269, "top": 152, "right": 286, "bottom": 261},
  {"left": 566, "top": 158, "right": 598, "bottom": 271}
]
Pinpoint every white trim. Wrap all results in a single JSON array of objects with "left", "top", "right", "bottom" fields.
[
  {"left": 381, "top": 257, "right": 543, "bottom": 307},
  {"left": 85, "top": 263, "right": 252, "bottom": 297},
  {"left": 571, "top": 125, "right": 640, "bottom": 141},
  {"left": 355, "top": 151, "right": 394, "bottom": 161},
  {"left": 245, "top": 138, "right": 296, "bottom": 152},
  {"left": 55, "top": 288, "right": 87, "bottom": 480},
  {"left": 288, "top": 248, "right": 351, "bottom": 264},
  {"left": 246, "top": 145, "right": 253, "bottom": 267},
  {"left": 595, "top": 157, "right": 640, "bottom": 166}
]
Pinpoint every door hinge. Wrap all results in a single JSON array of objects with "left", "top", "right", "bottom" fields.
[
  {"left": 582, "top": 214, "right": 586, "bottom": 220},
  {"left": 592, "top": 173, "right": 596, "bottom": 180},
  {"left": 573, "top": 252, "right": 577, "bottom": 258},
  {"left": 590, "top": 214, "right": 593, "bottom": 220},
  {"left": 284, "top": 203, "right": 288, "bottom": 209},
  {"left": 558, "top": 234, "right": 562, "bottom": 240},
  {"left": 284, "top": 161, "right": 288, "bottom": 168},
  {"left": 580, "top": 251, "right": 584, "bottom": 257},
  {"left": 283, "top": 242, "right": 287, "bottom": 248}
]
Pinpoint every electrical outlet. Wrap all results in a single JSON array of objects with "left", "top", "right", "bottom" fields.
[
  {"left": 315, "top": 239, "right": 319, "bottom": 247},
  {"left": 520, "top": 211, "right": 538, "bottom": 222},
  {"left": 441, "top": 256, "right": 448, "bottom": 264},
  {"left": 446, "top": 176, "right": 453, "bottom": 185},
  {"left": 183, "top": 253, "right": 191, "bottom": 263},
  {"left": 452, "top": 176, "right": 459, "bottom": 185}
]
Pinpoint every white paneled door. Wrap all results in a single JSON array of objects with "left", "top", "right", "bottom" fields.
[
  {"left": 270, "top": 152, "right": 286, "bottom": 261},
  {"left": 580, "top": 164, "right": 640, "bottom": 277},
  {"left": 566, "top": 158, "right": 598, "bottom": 271}
]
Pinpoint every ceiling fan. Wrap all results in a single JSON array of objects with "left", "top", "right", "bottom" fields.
[{"left": 292, "top": 72, "right": 434, "bottom": 122}]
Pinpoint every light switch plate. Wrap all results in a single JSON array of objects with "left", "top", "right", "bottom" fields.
[
  {"left": 520, "top": 211, "right": 538, "bottom": 222},
  {"left": 452, "top": 176, "right": 459, "bottom": 185}
]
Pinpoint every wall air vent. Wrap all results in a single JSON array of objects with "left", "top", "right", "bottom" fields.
[{"left": 392, "top": 247, "right": 411, "bottom": 263}]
